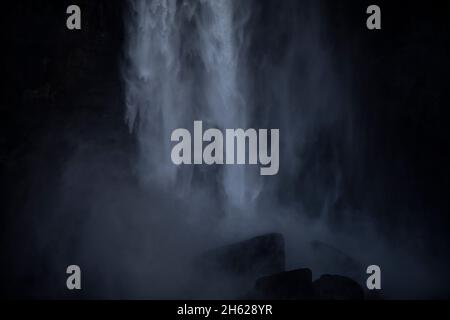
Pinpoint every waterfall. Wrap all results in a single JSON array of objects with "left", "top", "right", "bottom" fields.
[
  {"left": 118, "top": 0, "right": 430, "bottom": 299},
  {"left": 123, "top": 0, "right": 181, "bottom": 187},
  {"left": 123, "top": 0, "right": 261, "bottom": 212}
]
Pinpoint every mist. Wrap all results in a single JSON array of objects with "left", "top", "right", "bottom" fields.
[
  {"left": 2, "top": 0, "right": 449, "bottom": 300},
  {"left": 116, "top": 0, "right": 448, "bottom": 299}
]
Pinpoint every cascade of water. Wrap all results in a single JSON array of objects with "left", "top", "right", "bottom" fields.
[
  {"left": 123, "top": 0, "right": 180, "bottom": 187},
  {"left": 123, "top": 0, "right": 260, "bottom": 210}
]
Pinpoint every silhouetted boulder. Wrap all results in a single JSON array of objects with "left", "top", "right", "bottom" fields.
[
  {"left": 313, "top": 274, "right": 364, "bottom": 300},
  {"left": 247, "top": 269, "right": 314, "bottom": 300},
  {"left": 199, "top": 233, "right": 285, "bottom": 278},
  {"left": 309, "top": 241, "right": 362, "bottom": 281}
]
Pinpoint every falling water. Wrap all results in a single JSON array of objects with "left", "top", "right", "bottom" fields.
[
  {"left": 119, "top": 0, "right": 440, "bottom": 298},
  {"left": 123, "top": 0, "right": 260, "bottom": 212},
  {"left": 123, "top": 0, "right": 181, "bottom": 188}
]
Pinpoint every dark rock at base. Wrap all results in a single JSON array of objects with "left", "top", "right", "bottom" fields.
[
  {"left": 199, "top": 233, "right": 285, "bottom": 278},
  {"left": 248, "top": 269, "right": 314, "bottom": 300},
  {"left": 313, "top": 274, "right": 364, "bottom": 300},
  {"left": 310, "top": 241, "right": 362, "bottom": 281}
]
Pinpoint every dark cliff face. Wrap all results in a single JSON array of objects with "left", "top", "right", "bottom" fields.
[
  {"left": 1, "top": 1, "right": 449, "bottom": 298},
  {"left": 3, "top": 1, "right": 124, "bottom": 101},
  {"left": 1, "top": 1, "right": 128, "bottom": 298},
  {"left": 2, "top": 0, "right": 126, "bottom": 168},
  {"left": 2, "top": 1, "right": 126, "bottom": 207}
]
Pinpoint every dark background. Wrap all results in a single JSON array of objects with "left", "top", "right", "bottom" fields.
[{"left": 1, "top": 0, "right": 449, "bottom": 299}]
